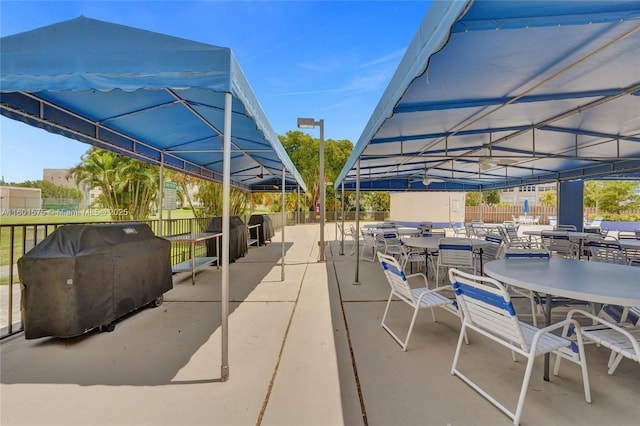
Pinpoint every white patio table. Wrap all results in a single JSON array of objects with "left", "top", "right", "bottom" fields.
[
  {"left": 484, "top": 257, "right": 640, "bottom": 380},
  {"left": 372, "top": 227, "right": 422, "bottom": 237},
  {"left": 403, "top": 237, "right": 490, "bottom": 274}
]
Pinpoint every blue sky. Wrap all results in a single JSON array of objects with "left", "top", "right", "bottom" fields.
[{"left": 0, "top": 0, "right": 431, "bottom": 183}]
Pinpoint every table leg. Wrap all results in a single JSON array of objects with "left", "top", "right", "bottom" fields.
[
  {"left": 543, "top": 293, "right": 552, "bottom": 381},
  {"left": 191, "top": 242, "right": 196, "bottom": 285}
]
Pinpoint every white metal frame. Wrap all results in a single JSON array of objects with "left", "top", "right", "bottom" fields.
[{"left": 448, "top": 268, "right": 591, "bottom": 426}]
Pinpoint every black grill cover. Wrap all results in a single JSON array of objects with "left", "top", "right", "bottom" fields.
[
  {"left": 17, "top": 223, "right": 172, "bottom": 339},
  {"left": 248, "top": 214, "right": 275, "bottom": 246},
  {"left": 205, "top": 216, "right": 248, "bottom": 262}
]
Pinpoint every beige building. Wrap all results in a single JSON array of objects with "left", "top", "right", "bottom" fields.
[
  {"left": 43, "top": 168, "right": 100, "bottom": 208},
  {"left": 390, "top": 192, "right": 465, "bottom": 224},
  {"left": 0, "top": 186, "right": 42, "bottom": 211}
]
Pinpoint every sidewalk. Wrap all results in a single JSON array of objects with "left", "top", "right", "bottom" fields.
[{"left": 1, "top": 223, "right": 639, "bottom": 425}]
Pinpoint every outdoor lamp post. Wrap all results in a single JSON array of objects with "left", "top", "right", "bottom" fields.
[{"left": 297, "top": 117, "right": 325, "bottom": 262}]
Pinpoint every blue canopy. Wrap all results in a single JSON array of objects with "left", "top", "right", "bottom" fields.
[
  {"left": 0, "top": 16, "right": 306, "bottom": 193},
  {"left": 335, "top": 0, "right": 640, "bottom": 192}
]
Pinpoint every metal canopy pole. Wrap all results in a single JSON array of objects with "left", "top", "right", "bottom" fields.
[
  {"left": 296, "top": 185, "right": 300, "bottom": 225},
  {"left": 158, "top": 152, "right": 164, "bottom": 236},
  {"left": 340, "top": 182, "right": 345, "bottom": 255},
  {"left": 221, "top": 92, "right": 232, "bottom": 382},
  {"left": 281, "top": 165, "right": 286, "bottom": 281},
  {"left": 354, "top": 160, "right": 361, "bottom": 285}
]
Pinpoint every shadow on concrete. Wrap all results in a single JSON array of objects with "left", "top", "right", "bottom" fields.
[{"left": 0, "top": 242, "right": 294, "bottom": 386}]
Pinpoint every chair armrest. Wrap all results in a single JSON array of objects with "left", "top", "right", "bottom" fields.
[
  {"left": 565, "top": 308, "right": 640, "bottom": 356},
  {"left": 406, "top": 272, "right": 429, "bottom": 287}
]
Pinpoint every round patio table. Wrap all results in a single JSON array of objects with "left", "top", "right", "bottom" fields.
[{"left": 484, "top": 257, "right": 640, "bottom": 380}]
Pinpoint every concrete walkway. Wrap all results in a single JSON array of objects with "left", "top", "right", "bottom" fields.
[{"left": 1, "top": 223, "right": 639, "bottom": 425}]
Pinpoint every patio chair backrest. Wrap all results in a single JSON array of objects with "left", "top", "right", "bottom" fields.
[
  {"left": 423, "top": 229, "right": 446, "bottom": 238},
  {"left": 541, "top": 230, "right": 576, "bottom": 257},
  {"left": 554, "top": 224, "right": 577, "bottom": 232},
  {"left": 438, "top": 238, "right": 475, "bottom": 268},
  {"left": 586, "top": 240, "right": 627, "bottom": 265},
  {"left": 448, "top": 268, "right": 529, "bottom": 352},
  {"left": 504, "top": 248, "right": 550, "bottom": 259},
  {"left": 382, "top": 232, "right": 403, "bottom": 256},
  {"left": 418, "top": 222, "right": 433, "bottom": 232},
  {"left": 482, "top": 233, "right": 503, "bottom": 260},
  {"left": 618, "top": 230, "right": 640, "bottom": 240},
  {"left": 377, "top": 252, "right": 414, "bottom": 303}
]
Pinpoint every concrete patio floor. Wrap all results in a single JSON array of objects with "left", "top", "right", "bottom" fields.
[{"left": 1, "top": 223, "right": 639, "bottom": 425}]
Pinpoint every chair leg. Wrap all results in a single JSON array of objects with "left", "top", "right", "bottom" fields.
[
  {"left": 380, "top": 292, "right": 414, "bottom": 351},
  {"left": 513, "top": 355, "right": 537, "bottom": 426}
]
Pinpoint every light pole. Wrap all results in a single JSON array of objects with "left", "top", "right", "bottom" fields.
[{"left": 297, "top": 117, "right": 325, "bottom": 262}]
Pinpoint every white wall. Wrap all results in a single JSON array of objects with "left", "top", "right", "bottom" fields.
[{"left": 390, "top": 192, "right": 465, "bottom": 224}]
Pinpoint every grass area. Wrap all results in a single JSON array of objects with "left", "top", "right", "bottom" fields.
[{"left": 0, "top": 209, "right": 200, "bottom": 269}]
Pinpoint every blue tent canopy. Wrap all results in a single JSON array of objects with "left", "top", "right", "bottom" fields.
[
  {"left": 0, "top": 16, "right": 306, "bottom": 193},
  {"left": 335, "top": 0, "right": 640, "bottom": 192}
]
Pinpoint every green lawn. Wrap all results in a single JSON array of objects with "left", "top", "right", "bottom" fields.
[{"left": 0, "top": 209, "right": 199, "bottom": 270}]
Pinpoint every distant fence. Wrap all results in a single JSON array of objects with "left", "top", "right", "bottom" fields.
[
  {"left": 465, "top": 206, "right": 556, "bottom": 224},
  {"left": 464, "top": 206, "right": 640, "bottom": 224}
]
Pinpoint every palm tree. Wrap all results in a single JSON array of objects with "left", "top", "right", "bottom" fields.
[{"left": 69, "top": 147, "right": 159, "bottom": 220}]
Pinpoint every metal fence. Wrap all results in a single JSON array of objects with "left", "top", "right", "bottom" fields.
[{"left": 0, "top": 213, "right": 294, "bottom": 339}]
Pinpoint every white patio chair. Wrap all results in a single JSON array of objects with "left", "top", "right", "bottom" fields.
[
  {"left": 586, "top": 240, "right": 627, "bottom": 265},
  {"left": 560, "top": 308, "right": 640, "bottom": 376},
  {"left": 554, "top": 224, "right": 577, "bottom": 232},
  {"left": 435, "top": 237, "right": 476, "bottom": 287},
  {"left": 503, "top": 248, "right": 551, "bottom": 326},
  {"left": 382, "top": 231, "right": 403, "bottom": 259},
  {"left": 377, "top": 252, "right": 459, "bottom": 351},
  {"left": 448, "top": 268, "right": 591, "bottom": 426},
  {"left": 540, "top": 230, "right": 577, "bottom": 258},
  {"left": 399, "top": 242, "right": 426, "bottom": 274},
  {"left": 481, "top": 233, "right": 504, "bottom": 263},
  {"left": 348, "top": 224, "right": 358, "bottom": 255},
  {"left": 452, "top": 222, "right": 467, "bottom": 237},
  {"left": 360, "top": 229, "right": 380, "bottom": 262}
]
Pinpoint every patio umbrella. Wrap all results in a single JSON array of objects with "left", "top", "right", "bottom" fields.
[{"left": 523, "top": 199, "right": 530, "bottom": 218}]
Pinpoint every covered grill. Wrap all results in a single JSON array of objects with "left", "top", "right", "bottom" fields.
[
  {"left": 205, "top": 216, "right": 249, "bottom": 263},
  {"left": 17, "top": 223, "right": 172, "bottom": 339},
  {"left": 248, "top": 214, "right": 275, "bottom": 246}
]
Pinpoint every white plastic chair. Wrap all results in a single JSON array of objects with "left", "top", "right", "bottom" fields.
[
  {"left": 435, "top": 237, "right": 476, "bottom": 287},
  {"left": 503, "top": 248, "right": 551, "bottom": 326},
  {"left": 586, "top": 240, "right": 627, "bottom": 265},
  {"left": 377, "top": 252, "right": 459, "bottom": 351},
  {"left": 561, "top": 308, "right": 640, "bottom": 375},
  {"left": 481, "top": 233, "right": 504, "bottom": 263},
  {"left": 360, "top": 229, "right": 379, "bottom": 262},
  {"left": 540, "top": 230, "right": 577, "bottom": 258},
  {"left": 448, "top": 268, "right": 591, "bottom": 426},
  {"left": 381, "top": 231, "right": 403, "bottom": 259}
]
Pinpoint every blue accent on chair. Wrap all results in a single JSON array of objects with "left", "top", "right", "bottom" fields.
[
  {"left": 439, "top": 244, "right": 473, "bottom": 251},
  {"left": 505, "top": 252, "right": 550, "bottom": 258},
  {"left": 485, "top": 235, "right": 502, "bottom": 244},
  {"left": 585, "top": 241, "right": 622, "bottom": 250},
  {"left": 380, "top": 260, "right": 406, "bottom": 281},
  {"left": 452, "top": 282, "right": 516, "bottom": 316}
]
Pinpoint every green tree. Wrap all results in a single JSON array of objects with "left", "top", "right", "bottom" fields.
[
  {"left": 361, "top": 192, "right": 390, "bottom": 212},
  {"left": 483, "top": 190, "right": 501, "bottom": 205},
  {"left": 539, "top": 190, "right": 557, "bottom": 207},
  {"left": 465, "top": 192, "right": 480, "bottom": 206},
  {"left": 194, "top": 181, "right": 249, "bottom": 216},
  {"left": 594, "top": 181, "right": 639, "bottom": 214},
  {"left": 13, "top": 180, "right": 82, "bottom": 201},
  {"left": 69, "top": 147, "right": 159, "bottom": 220},
  {"left": 279, "top": 130, "right": 353, "bottom": 212}
]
